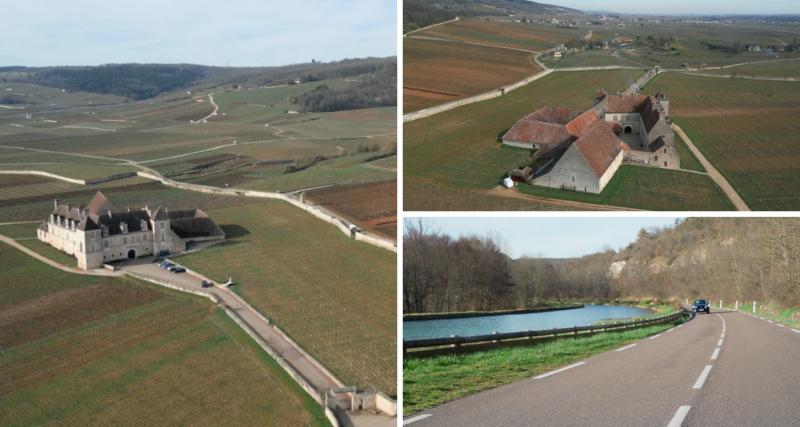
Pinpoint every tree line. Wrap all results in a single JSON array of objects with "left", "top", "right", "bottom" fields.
[
  {"left": 404, "top": 218, "right": 800, "bottom": 313},
  {"left": 294, "top": 63, "right": 396, "bottom": 112}
]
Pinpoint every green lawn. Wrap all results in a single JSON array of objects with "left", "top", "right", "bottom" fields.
[
  {"left": 175, "top": 202, "right": 397, "bottom": 395},
  {"left": 404, "top": 322, "right": 679, "bottom": 415},
  {"left": 517, "top": 165, "right": 733, "bottom": 211},
  {"left": 0, "top": 241, "right": 328, "bottom": 426}
]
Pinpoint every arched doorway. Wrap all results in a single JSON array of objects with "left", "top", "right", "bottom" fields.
[
  {"left": 624, "top": 125, "right": 633, "bottom": 134},
  {"left": 127, "top": 249, "right": 136, "bottom": 259}
]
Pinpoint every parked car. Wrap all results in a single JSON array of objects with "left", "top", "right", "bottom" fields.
[
  {"left": 159, "top": 262, "right": 174, "bottom": 270},
  {"left": 152, "top": 257, "right": 164, "bottom": 264},
  {"left": 169, "top": 266, "right": 186, "bottom": 273},
  {"left": 693, "top": 299, "right": 711, "bottom": 314},
  {"left": 201, "top": 280, "right": 213, "bottom": 288}
]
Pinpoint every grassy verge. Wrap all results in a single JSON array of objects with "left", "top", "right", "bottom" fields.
[
  {"left": 723, "top": 302, "right": 800, "bottom": 329},
  {"left": 403, "top": 321, "right": 680, "bottom": 415},
  {"left": 672, "top": 131, "right": 705, "bottom": 173}
]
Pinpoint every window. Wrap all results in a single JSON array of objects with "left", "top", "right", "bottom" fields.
[
  {"left": 161, "top": 235, "right": 165, "bottom": 242},
  {"left": 613, "top": 115, "right": 618, "bottom": 121},
  {"left": 104, "top": 240, "right": 109, "bottom": 248},
  {"left": 571, "top": 176, "right": 575, "bottom": 183},
  {"left": 123, "top": 237, "right": 127, "bottom": 245},
  {"left": 664, "top": 148, "right": 667, "bottom": 154}
]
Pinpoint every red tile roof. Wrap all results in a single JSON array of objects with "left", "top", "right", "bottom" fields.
[
  {"left": 526, "top": 107, "right": 579, "bottom": 125},
  {"left": 565, "top": 111, "right": 599, "bottom": 137},
  {"left": 605, "top": 95, "right": 648, "bottom": 114},
  {"left": 573, "top": 121, "right": 623, "bottom": 177},
  {"left": 503, "top": 119, "right": 573, "bottom": 146}
]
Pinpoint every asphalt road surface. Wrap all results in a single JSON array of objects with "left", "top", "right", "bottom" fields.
[{"left": 405, "top": 309, "right": 800, "bottom": 427}]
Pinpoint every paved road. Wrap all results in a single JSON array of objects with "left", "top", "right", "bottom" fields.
[
  {"left": 671, "top": 124, "right": 750, "bottom": 211},
  {"left": 406, "top": 310, "right": 800, "bottom": 426},
  {"left": 0, "top": 234, "right": 122, "bottom": 277}
]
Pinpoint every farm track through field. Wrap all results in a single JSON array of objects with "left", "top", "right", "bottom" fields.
[
  {"left": 486, "top": 187, "right": 636, "bottom": 211},
  {"left": 671, "top": 124, "right": 750, "bottom": 211}
]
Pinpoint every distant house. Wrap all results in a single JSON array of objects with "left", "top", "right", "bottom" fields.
[
  {"left": 748, "top": 45, "right": 762, "bottom": 52},
  {"left": 501, "top": 91, "right": 676, "bottom": 193},
  {"left": 37, "top": 191, "right": 224, "bottom": 270}
]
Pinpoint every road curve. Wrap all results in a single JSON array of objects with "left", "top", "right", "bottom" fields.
[
  {"left": 406, "top": 309, "right": 800, "bottom": 426},
  {"left": 671, "top": 124, "right": 750, "bottom": 211}
]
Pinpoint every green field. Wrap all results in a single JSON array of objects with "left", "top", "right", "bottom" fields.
[
  {"left": 518, "top": 165, "right": 733, "bottom": 210},
  {"left": 672, "top": 131, "right": 705, "bottom": 173},
  {"left": 404, "top": 69, "right": 646, "bottom": 210},
  {"left": 0, "top": 175, "right": 260, "bottom": 223},
  {"left": 176, "top": 202, "right": 396, "bottom": 395},
  {"left": 0, "top": 242, "right": 328, "bottom": 426},
  {"left": 542, "top": 49, "right": 647, "bottom": 69},
  {"left": 706, "top": 59, "right": 800, "bottom": 77},
  {"left": 404, "top": 321, "right": 680, "bottom": 415},
  {"left": 646, "top": 72, "right": 800, "bottom": 210}
]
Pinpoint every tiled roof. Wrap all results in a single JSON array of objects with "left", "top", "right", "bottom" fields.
[
  {"left": 503, "top": 120, "right": 574, "bottom": 146},
  {"left": 565, "top": 111, "right": 599, "bottom": 137},
  {"left": 605, "top": 95, "right": 649, "bottom": 114},
  {"left": 85, "top": 191, "right": 116, "bottom": 216},
  {"left": 573, "top": 121, "right": 623, "bottom": 177},
  {"left": 526, "top": 107, "right": 580, "bottom": 125}
]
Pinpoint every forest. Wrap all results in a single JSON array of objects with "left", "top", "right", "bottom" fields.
[
  {"left": 294, "top": 62, "right": 396, "bottom": 112},
  {"left": 403, "top": 218, "right": 800, "bottom": 313}
]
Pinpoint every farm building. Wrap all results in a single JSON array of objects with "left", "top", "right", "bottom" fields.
[
  {"left": 502, "top": 91, "right": 677, "bottom": 193},
  {"left": 37, "top": 191, "right": 224, "bottom": 270}
]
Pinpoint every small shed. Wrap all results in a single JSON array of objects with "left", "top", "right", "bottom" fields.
[{"left": 502, "top": 177, "right": 514, "bottom": 188}]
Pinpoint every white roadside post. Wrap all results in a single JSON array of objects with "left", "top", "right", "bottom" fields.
[
  {"left": 719, "top": 300, "right": 722, "bottom": 309},
  {"left": 753, "top": 301, "right": 757, "bottom": 314},
  {"left": 735, "top": 300, "right": 739, "bottom": 311}
]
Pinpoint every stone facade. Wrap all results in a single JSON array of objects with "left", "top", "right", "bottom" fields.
[{"left": 37, "top": 191, "right": 224, "bottom": 270}]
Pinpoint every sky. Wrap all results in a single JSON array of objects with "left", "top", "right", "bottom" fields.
[
  {"left": 0, "top": 0, "right": 396, "bottom": 67},
  {"left": 404, "top": 217, "right": 681, "bottom": 259},
  {"left": 543, "top": 0, "right": 800, "bottom": 15}
]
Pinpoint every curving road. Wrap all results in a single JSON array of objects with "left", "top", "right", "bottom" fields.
[{"left": 405, "top": 309, "right": 800, "bottom": 426}]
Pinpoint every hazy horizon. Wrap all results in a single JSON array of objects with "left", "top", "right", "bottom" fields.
[
  {"left": 542, "top": 0, "right": 800, "bottom": 15},
  {"left": 405, "top": 217, "right": 681, "bottom": 259},
  {"left": 0, "top": 0, "right": 396, "bottom": 67}
]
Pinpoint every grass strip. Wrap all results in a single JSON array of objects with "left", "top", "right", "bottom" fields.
[{"left": 403, "top": 321, "right": 679, "bottom": 415}]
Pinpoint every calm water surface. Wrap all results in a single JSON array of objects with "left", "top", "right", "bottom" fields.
[{"left": 404, "top": 305, "right": 651, "bottom": 341}]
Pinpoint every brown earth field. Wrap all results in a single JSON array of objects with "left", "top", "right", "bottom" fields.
[
  {"left": 304, "top": 180, "right": 397, "bottom": 240},
  {"left": 415, "top": 18, "right": 580, "bottom": 51},
  {"left": 404, "top": 37, "right": 539, "bottom": 112}
]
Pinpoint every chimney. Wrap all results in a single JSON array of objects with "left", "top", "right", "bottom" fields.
[{"left": 54, "top": 199, "right": 60, "bottom": 209}]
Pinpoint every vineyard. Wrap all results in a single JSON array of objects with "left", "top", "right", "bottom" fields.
[
  {"left": 404, "top": 69, "right": 648, "bottom": 209},
  {"left": 176, "top": 201, "right": 397, "bottom": 395},
  {"left": 646, "top": 73, "right": 800, "bottom": 210},
  {"left": 305, "top": 180, "right": 397, "bottom": 240},
  {"left": 414, "top": 19, "right": 579, "bottom": 51},
  {"left": 404, "top": 37, "right": 538, "bottom": 112},
  {"left": 0, "top": 242, "right": 327, "bottom": 426}
]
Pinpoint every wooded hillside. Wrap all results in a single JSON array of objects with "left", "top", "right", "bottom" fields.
[{"left": 403, "top": 218, "right": 800, "bottom": 313}]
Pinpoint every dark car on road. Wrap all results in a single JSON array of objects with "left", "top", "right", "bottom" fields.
[
  {"left": 693, "top": 299, "right": 711, "bottom": 314},
  {"left": 169, "top": 266, "right": 186, "bottom": 273}
]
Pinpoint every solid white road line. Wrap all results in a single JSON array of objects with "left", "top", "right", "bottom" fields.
[
  {"left": 711, "top": 347, "right": 721, "bottom": 360},
  {"left": 649, "top": 334, "right": 662, "bottom": 340},
  {"left": 534, "top": 361, "right": 587, "bottom": 379},
  {"left": 791, "top": 328, "right": 800, "bottom": 333},
  {"left": 717, "top": 338, "right": 724, "bottom": 347},
  {"left": 616, "top": 343, "right": 637, "bottom": 352},
  {"left": 667, "top": 406, "right": 692, "bottom": 427},
  {"left": 404, "top": 414, "right": 432, "bottom": 425},
  {"left": 693, "top": 365, "right": 713, "bottom": 389}
]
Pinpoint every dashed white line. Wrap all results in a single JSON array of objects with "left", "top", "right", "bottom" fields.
[
  {"left": 711, "top": 347, "right": 721, "bottom": 360},
  {"left": 777, "top": 324, "right": 786, "bottom": 328},
  {"left": 616, "top": 343, "right": 637, "bottom": 352},
  {"left": 649, "top": 334, "right": 662, "bottom": 340},
  {"left": 693, "top": 365, "right": 713, "bottom": 389},
  {"left": 717, "top": 338, "right": 724, "bottom": 347},
  {"left": 404, "top": 414, "right": 432, "bottom": 425},
  {"left": 667, "top": 406, "right": 692, "bottom": 427},
  {"left": 534, "top": 361, "right": 587, "bottom": 379},
  {"left": 768, "top": 320, "right": 775, "bottom": 324}
]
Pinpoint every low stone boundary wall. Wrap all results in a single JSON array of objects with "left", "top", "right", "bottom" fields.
[
  {"left": 376, "top": 392, "right": 397, "bottom": 416},
  {"left": 403, "top": 69, "right": 553, "bottom": 122},
  {"left": 124, "top": 271, "right": 213, "bottom": 301},
  {"left": 137, "top": 171, "right": 397, "bottom": 253},
  {"left": 0, "top": 169, "right": 87, "bottom": 185}
]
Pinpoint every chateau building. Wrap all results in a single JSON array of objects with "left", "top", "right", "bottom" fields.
[
  {"left": 502, "top": 91, "right": 677, "bottom": 193},
  {"left": 37, "top": 191, "right": 224, "bottom": 270}
]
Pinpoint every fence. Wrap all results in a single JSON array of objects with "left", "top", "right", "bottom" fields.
[{"left": 404, "top": 311, "right": 688, "bottom": 357}]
